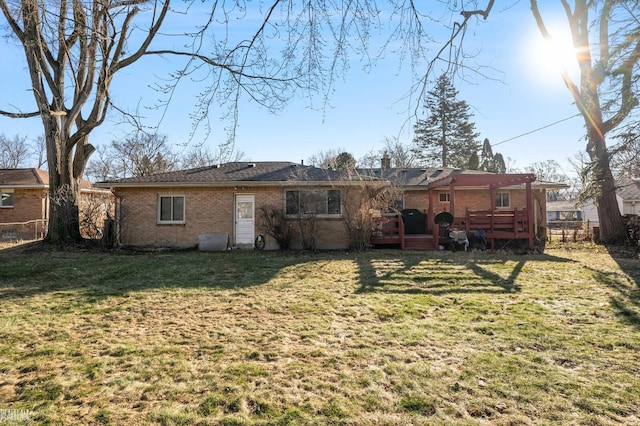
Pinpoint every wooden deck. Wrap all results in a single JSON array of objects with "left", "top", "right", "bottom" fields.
[
  {"left": 370, "top": 215, "right": 438, "bottom": 251},
  {"left": 371, "top": 208, "right": 533, "bottom": 250}
]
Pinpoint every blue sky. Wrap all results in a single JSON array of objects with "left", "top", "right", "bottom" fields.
[{"left": 0, "top": 1, "right": 584, "bottom": 176}]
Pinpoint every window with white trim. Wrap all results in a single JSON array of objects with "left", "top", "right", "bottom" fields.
[
  {"left": 495, "top": 191, "right": 510, "bottom": 208},
  {"left": 438, "top": 192, "right": 450, "bottom": 202},
  {"left": 1, "top": 191, "right": 14, "bottom": 208},
  {"left": 285, "top": 189, "right": 341, "bottom": 216},
  {"left": 158, "top": 195, "right": 185, "bottom": 224}
]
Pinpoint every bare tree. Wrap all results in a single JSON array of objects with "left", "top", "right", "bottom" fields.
[
  {"left": 86, "top": 132, "right": 177, "bottom": 181},
  {"left": 524, "top": 160, "right": 570, "bottom": 201},
  {"left": 307, "top": 148, "right": 350, "bottom": 169},
  {"left": 568, "top": 150, "right": 591, "bottom": 202},
  {"left": 85, "top": 145, "right": 116, "bottom": 183},
  {"left": 530, "top": 1, "right": 640, "bottom": 243},
  {"left": 0, "top": 134, "right": 30, "bottom": 168},
  {"left": 0, "top": 0, "right": 487, "bottom": 243},
  {"left": 359, "top": 137, "right": 418, "bottom": 170},
  {"left": 31, "top": 135, "right": 47, "bottom": 169},
  {"left": 179, "top": 145, "right": 247, "bottom": 169},
  {"left": 0, "top": 1, "right": 172, "bottom": 242}
]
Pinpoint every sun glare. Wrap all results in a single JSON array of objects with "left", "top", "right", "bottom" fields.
[{"left": 527, "top": 24, "right": 579, "bottom": 86}]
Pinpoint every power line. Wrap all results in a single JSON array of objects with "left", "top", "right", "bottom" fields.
[{"left": 493, "top": 113, "right": 582, "bottom": 147}]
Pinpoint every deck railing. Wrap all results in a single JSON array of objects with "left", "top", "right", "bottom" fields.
[
  {"left": 371, "top": 208, "right": 533, "bottom": 250},
  {"left": 461, "top": 208, "right": 529, "bottom": 237},
  {"left": 370, "top": 214, "right": 405, "bottom": 249}
]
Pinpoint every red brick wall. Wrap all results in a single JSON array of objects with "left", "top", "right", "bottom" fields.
[
  {"left": 403, "top": 188, "right": 532, "bottom": 214},
  {"left": 402, "top": 187, "right": 537, "bottom": 232}
]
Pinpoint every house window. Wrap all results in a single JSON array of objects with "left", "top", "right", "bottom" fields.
[
  {"left": 439, "top": 192, "right": 450, "bottom": 202},
  {"left": 2, "top": 229, "right": 17, "bottom": 239},
  {"left": 1, "top": 191, "right": 14, "bottom": 208},
  {"left": 495, "top": 191, "right": 510, "bottom": 208},
  {"left": 285, "top": 189, "right": 341, "bottom": 216},
  {"left": 158, "top": 195, "right": 185, "bottom": 224}
]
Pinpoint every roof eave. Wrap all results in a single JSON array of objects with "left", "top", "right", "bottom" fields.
[
  {"left": 96, "top": 180, "right": 388, "bottom": 189},
  {"left": 0, "top": 184, "right": 48, "bottom": 189}
]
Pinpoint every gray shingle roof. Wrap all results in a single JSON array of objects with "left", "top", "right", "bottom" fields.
[
  {"left": 98, "top": 162, "right": 354, "bottom": 186},
  {"left": 98, "top": 162, "right": 567, "bottom": 190},
  {"left": 359, "top": 167, "right": 495, "bottom": 187}
]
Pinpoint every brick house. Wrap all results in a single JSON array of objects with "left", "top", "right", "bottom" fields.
[
  {"left": 0, "top": 168, "right": 113, "bottom": 241},
  {"left": 96, "top": 162, "right": 383, "bottom": 250},
  {"left": 97, "top": 160, "right": 564, "bottom": 250}
]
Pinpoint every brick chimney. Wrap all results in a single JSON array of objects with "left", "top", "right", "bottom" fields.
[{"left": 381, "top": 152, "right": 391, "bottom": 170}]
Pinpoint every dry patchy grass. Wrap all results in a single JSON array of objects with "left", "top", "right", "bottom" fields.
[{"left": 0, "top": 243, "right": 639, "bottom": 425}]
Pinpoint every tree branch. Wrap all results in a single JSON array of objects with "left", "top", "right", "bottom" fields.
[{"left": 0, "top": 109, "right": 41, "bottom": 118}]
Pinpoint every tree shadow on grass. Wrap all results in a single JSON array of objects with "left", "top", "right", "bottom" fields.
[
  {"left": 0, "top": 242, "right": 302, "bottom": 302},
  {"left": 595, "top": 247, "right": 640, "bottom": 330},
  {"left": 355, "top": 250, "right": 572, "bottom": 296}
]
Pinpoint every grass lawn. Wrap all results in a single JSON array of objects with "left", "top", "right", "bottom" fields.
[{"left": 0, "top": 242, "right": 639, "bottom": 425}]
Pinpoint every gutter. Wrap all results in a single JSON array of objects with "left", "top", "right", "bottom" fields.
[{"left": 95, "top": 180, "right": 390, "bottom": 189}]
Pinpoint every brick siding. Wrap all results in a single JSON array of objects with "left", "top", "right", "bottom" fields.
[
  {"left": 0, "top": 189, "right": 47, "bottom": 240},
  {"left": 113, "top": 185, "right": 544, "bottom": 249},
  {"left": 0, "top": 188, "right": 115, "bottom": 241},
  {"left": 115, "top": 186, "right": 350, "bottom": 249}
]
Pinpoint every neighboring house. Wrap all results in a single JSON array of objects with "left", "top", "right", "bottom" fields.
[
  {"left": 579, "top": 177, "right": 640, "bottom": 232},
  {"left": 97, "top": 159, "right": 567, "bottom": 250},
  {"left": 546, "top": 201, "right": 583, "bottom": 224},
  {"left": 96, "top": 162, "right": 382, "bottom": 250},
  {"left": 0, "top": 168, "right": 113, "bottom": 241}
]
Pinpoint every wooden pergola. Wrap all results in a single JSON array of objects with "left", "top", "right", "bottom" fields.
[{"left": 426, "top": 173, "right": 537, "bottom": 248}]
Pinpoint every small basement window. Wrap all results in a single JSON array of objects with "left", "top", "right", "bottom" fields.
[{"left": 2, "top": 229, "right": 17, "bottom": 239}]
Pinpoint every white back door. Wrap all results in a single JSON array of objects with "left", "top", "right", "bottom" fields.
[{"left": 235, "top": 194, "right": 255, "bottom": 247}]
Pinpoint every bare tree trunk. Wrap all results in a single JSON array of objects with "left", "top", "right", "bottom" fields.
[
  {"left": 43, "top": 116, "right": 95, "bottom": 243},
  {"left": 588, "top": 128, "right": 626, "bottom": 243},
  {"left": 530, "top": 0, "right": 633, "bottom": 244}
]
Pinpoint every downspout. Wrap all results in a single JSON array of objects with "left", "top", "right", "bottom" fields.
[
  {"left": 429, "top": 189, "right": 439, "bottom": 246},
  {"left": 448, "top": 179, "right": 456, "bottom": 222},
  {"left": 428, "top": 189, "right": 434, "bottom": 233}
]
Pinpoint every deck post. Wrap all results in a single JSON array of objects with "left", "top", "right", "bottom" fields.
[
  {"left": 428, "top": 190, "right": 434, "bottom": 233},
  {"left": 526, "top": 180, "right": 534, "bottom": 247},
  {"left": 449, "top": 184, "right": 455, "bottom": 218},
  {"left": 399, "top": 213, "right": 405, "bottom": 250}
]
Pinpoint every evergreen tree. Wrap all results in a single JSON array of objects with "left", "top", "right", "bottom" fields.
[
  {"left": 478, "top": 138, "right": 506, "bottom": 173},
  {"left": 468, "top": 151, "right": 480, "bottom": 170},
  {"left": 333, "top": 152, "right": 357, "bottom": 172},
  {"left": 493, "top": 153, "right": 506, "bottom": 174},
  {"left": 480, "top": 138, "right": 494, "bottom": 171},
  {"left": 412, "top": 74, "right": 479, "bottom": 168}
]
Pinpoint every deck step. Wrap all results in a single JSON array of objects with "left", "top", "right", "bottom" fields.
[{"left": 403, "top": 236, "right": 436, "bottom": 251}]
